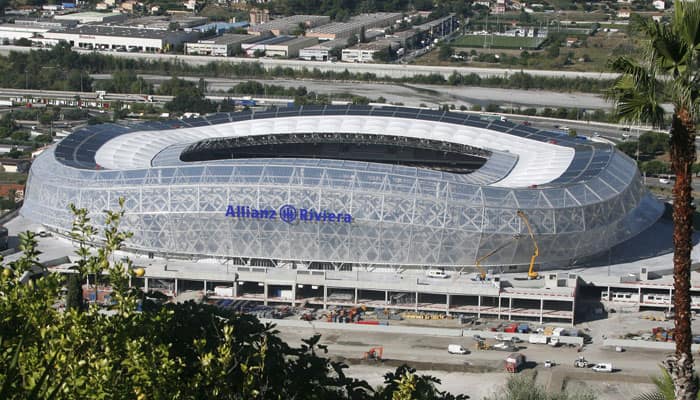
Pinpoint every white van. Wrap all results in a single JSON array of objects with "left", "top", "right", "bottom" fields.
[
  {"left": 592, "top": 363, "right": 613, "bottom": 372},
  {"left": 448, "top": 344, "right": 467, "bottom": 354},
  {"left": 426, "top": 269, "right": 449, "bottom": 279}
]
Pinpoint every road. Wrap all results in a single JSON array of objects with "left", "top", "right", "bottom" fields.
[
  {"left": 0, "top": 44, "right": 621, "bottom": 80},
  {"left": 92, "top": 73, "right": 611, "bottom": 110}
]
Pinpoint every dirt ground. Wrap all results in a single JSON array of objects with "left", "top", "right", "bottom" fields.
[{"left": 565, "top": 380, "right": 657, "bottom": 400}]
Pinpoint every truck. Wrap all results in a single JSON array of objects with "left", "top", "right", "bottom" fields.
[
  {"left": 505, "top": 353, "right": 525, "bottom": 373},
  {"left": 528, "top": 334, "right": 548, "bottom": 344}
]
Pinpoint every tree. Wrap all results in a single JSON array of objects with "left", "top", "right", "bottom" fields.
[
  {"left": 65, "top": 273, "right": 83, "bottom": 311},
  {"left": 0, "top": 203, "right": 470, "bottom": 399},
  {"left": 606, "top": 2, "right": 700, "bottom": 398},
  {"left": 438, "top": 44, "right": 454, "bottom": 61}
]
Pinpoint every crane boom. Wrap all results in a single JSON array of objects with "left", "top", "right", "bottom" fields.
[
  {"left": 517, "top": 210, "right": 539, "bottom": 279},
  {"left": 474, "top": 234, "right": 521, "bottom": 280}
]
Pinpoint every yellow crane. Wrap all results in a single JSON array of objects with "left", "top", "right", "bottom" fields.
[
  {"left": 516, "top": 210, "right": 540, "bottom": 280},
  {"left": 474, "top": 234, "right": 522, "bottom": 280}
]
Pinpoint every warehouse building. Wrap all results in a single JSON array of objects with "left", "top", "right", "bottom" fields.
[
  {"left": 306, "top": 12, "right": 402, "bottom": 40},
  {"left": 44, "top": 26, "right": 199, "bottom": 52},
  {"left": 185, "top": 34, "right": 262, "bottom": 56},
  {"left": 341, "top": 40, "right": 395, "bottom": 63},
  {"left": 0, "top": 24, "right": 50, "bottom": 42},
  {"left": 299, "top": 38, "right": 348, "bottom": 61},
  {"left": 53, "top": 11, "right": 127, "bottom": 24},
  {"left": 247, "top": 15, "right": 330, "bottom": 36},
  {"left": 264, "top": 36, "right": 318, "bottom": 58}
]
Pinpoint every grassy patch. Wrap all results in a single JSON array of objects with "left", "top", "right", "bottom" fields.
[
  {"left": 0, "top": 172, "right": 27, "bottom": 184},
  {"left": 453, "top": 35, "right": 544, "bottom": 49}
]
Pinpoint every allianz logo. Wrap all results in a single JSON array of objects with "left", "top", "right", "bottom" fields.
[{"left": 225, "top": 204, "right": 353, "bottom": 224}]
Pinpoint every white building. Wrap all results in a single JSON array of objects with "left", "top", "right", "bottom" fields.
[
  {"left": 185, "top": 34, "right": 260, "bottom": 56},
  {"left": 53, "top": 11, "right": 127, "bottom": 24},
  {"left": 0, "top": 24, "right": 49, "bottom": 42},
  {"left": 44, "top": 26, "right": 199, "bottom": 52},
  {"left": 653, "top": 0, "right": 665, "bottom": 10},
  {"left": 341, "top": 40, "right": 393, "bottom": 63},
  {"left": 264, "top": 36, "right": 317, "bottom": 58}
]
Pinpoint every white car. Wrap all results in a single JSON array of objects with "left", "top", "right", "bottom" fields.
[
  {"left": 592, "top": 363, "right": 613, "bottom": 372},
  {"left": 544, "top": 360, "right": 554, "bottom": 368},
  {"left": 426, "top": 269, "right": 449, "bottom": 279},
  {"left": 659, "top": 178, "right": 671, "bottom": 184}
]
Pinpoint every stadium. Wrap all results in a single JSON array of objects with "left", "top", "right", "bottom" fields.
[{"left": 21, "top": 105, "right": 664, "bottom": 273}]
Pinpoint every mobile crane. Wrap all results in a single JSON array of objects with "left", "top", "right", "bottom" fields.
[
  {"left": 516, "top": 210, "right": 540, "bottom": 280},
  {"left": 473, "top": 234, "right": 522, "bottom": 280}
]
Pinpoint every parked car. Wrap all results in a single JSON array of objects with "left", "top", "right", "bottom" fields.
[
  {"left": 592, "top": 363, "right": 613, "bottom": 372},
  {"left": 426, "top": 268, "right": 449, "bottom": 279},
  {"left": 544, "top": 360, "right": 554, "bottom": 368}
]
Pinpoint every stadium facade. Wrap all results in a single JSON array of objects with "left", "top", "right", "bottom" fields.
[{"left": 21, "top": 106, "right": 663, "bottom": 272}]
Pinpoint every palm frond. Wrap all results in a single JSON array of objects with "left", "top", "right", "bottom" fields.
[
  {"left": 606, "top": 57, "right": 665, "bottom": 127},
  {"left": 673, "top": 0, "right": 700, "bottom": 50},
  {"left": 651, "top": 368, "right": 676, "bottom": 400},
  {"left": 632, "top": 393, "right": 668, "bottom": 400}
]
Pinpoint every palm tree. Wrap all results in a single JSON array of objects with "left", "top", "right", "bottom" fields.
[
  {"left": 606, "top": 2, "right": 700, "bottom": 399},
  {"left": 634, "top": 368, "right": 700, "bottom": 400}
]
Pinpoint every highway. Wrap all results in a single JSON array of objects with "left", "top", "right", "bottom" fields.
[
  {"left": 0, "top": 87, "right": 658, "bottom": 144},
  {"left": 92, "top": 73, "right": 612, "bottom": 111},
  {"left": 0, "top": 44, "right": 621, "bottom": 80}
]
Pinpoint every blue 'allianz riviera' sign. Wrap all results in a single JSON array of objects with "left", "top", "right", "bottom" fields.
[{"left": 225, "top": 205, "right": 353, "bottom": 224}]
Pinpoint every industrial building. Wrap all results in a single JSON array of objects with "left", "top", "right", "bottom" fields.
[
  {"left": 22, "top": 106, "right": 662, "bottom": 274},
  {"left": 306, "top": 12, "right": 402, "bottom": 40},
  {"left": 0, "top": 24, "right": 50, "bottom": 42},
  {"left": 264, "top": 36, "right": 318, "bottom": 58},
  {"left": 247, "top": 15, "right": 330, "bottom": 36},
  {"left": 44, "top": 26, "right": 199, "bottom": 52},
  {"left": 414, "top": 13, "right": 459, "bottom": 39},
  {"left": 116, "top": 15, "right": 208, "bottom": 30},
  {"left": 192, "top": 21, "right": 249, "bottom": 35},
  {"left": 185, "top": 34, "right": 261, "bottom": 56},
  {"left": 241, "top": 35, "right": 295, "bottom": 56},
  {"left": 13, "top": 18, "right": 78, "bottom": 29},
  {"left": 341, "top": 40, "right": 395, "bottom": 63},
  {"left": 53, "top": 11, "right": 127, "bottom": 24}
]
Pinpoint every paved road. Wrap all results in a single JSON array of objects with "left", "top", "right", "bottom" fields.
[
  {"left": 92, "top": 73, "right": 611, "bottom": 110},
  {"left": 0, "top": 45, "right": 620, "bottom": 80}
]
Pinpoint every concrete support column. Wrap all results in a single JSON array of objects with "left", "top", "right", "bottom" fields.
[
  {"left": 323, "top": 286, "right": 328, "bottom": 310},
  {"left": 638, "top": 287, "right": 642, "bottom": 311},
  {"left": 477, "top": 296, "right": 482, "bottom": 319},
  {"left": 415, "top": 292, "right": 419, "bottom": 312},
  {"left": 508, "top": 297, "right": 513, "bottom": 320},
  {"left": 446, "top": 294, "right": 451, "bottom": 315},
  {"left": 497, "top": 296, "right": 501, "bottom": 319},
  {"left": 174, "top": 278, "right": 178, "bottom": 296},
  {"left": 571, "top": 299, "right": 576, "bottom": 326},
  {"left": 203, "top": 280, "right": 207, "bottom": 293},
  {"left": 669, "top": 288, "right": 673, "bottom": 312},
  {"left": 144, "top": 277, "right": 148, "bottom": 292},
  {"left": 264, "top": 284, "right": 268, "bottom": 306},
  {"left": 291, "top": 284, "right": 296, "bottom": 307},
  {"left": 385, "top": 290, "right": 388, "bottom": 305},
  {"left": 233, "top": 280, "right": 238, "bottom": 298},
  {"left": 539, "top": 298, "right": 544, "bottom": 324},
  {"left": 354, "top": 287, "right": 358, "bottom": 305}
]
